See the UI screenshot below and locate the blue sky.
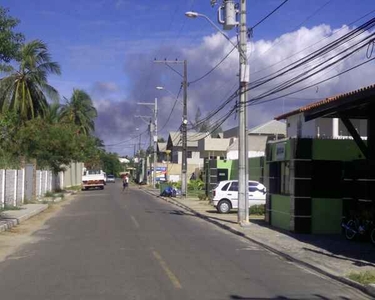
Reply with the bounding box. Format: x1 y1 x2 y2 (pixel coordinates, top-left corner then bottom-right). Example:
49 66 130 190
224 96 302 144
2 0 375 155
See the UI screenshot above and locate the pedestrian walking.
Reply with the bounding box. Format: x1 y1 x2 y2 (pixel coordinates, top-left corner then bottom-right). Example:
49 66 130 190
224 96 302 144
122 173 129 192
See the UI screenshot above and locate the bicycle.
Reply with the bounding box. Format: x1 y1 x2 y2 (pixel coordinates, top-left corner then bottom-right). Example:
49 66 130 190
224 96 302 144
342 217 375 245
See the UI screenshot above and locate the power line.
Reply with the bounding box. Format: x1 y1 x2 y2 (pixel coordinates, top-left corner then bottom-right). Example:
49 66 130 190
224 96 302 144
251 0 290 30
159 85 183 132
189 45 237 85
105 128 149 147
246 56 375 107
251 7 375 76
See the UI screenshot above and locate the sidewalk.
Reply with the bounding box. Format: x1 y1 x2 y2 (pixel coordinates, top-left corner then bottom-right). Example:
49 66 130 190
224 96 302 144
0 191 77 233
143 187 375 297
0 204 48 232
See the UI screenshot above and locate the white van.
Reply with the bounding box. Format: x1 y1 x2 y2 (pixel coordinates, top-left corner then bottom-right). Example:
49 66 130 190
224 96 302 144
212 180 266 213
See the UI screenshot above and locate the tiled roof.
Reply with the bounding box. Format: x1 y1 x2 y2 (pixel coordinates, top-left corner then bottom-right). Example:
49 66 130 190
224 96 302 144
275 84 375 120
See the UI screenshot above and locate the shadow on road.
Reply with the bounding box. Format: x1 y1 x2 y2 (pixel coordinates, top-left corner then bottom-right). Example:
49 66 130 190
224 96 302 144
230 294 351 299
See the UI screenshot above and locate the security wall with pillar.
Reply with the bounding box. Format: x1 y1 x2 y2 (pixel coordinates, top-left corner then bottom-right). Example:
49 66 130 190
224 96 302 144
266 138 366 234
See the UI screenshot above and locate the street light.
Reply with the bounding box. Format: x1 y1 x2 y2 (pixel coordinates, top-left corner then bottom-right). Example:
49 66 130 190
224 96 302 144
185 4 249 226
185 11 245 58
156 86 183 105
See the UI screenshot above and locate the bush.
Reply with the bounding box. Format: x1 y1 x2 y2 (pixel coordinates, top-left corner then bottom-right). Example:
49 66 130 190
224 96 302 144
155 182 160 189
170 181 181 190
198 193 208 201
249 204 265 215
188 179 204 191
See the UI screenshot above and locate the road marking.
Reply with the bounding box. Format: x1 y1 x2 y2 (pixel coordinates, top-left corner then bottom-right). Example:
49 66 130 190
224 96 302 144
152 250 182 289
130 216 140 229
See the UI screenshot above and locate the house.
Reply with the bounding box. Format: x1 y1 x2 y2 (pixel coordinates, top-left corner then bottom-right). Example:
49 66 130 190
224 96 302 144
275 104 367 139
223 120 287 139
166 131 205 165
226 135 268 159
118 157 130 164
264 84 375 234
157 142 168 162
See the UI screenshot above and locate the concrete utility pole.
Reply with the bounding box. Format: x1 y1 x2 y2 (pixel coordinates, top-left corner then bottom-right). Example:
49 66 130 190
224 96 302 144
181 60 188 198
137 100 158 188
153 97 158 189
154 60 188 197
185 0 249 224
237 0 249 225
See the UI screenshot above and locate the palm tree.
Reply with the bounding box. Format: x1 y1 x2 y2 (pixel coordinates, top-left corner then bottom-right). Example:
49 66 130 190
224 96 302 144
60 89 97 135
0 40 61 121
43 101 61 124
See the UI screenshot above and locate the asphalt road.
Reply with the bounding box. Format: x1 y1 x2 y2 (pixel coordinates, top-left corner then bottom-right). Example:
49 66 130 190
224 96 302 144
0 183 369 300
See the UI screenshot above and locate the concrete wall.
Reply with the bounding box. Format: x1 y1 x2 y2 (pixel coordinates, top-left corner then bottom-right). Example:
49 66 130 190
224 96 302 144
0 162 83 208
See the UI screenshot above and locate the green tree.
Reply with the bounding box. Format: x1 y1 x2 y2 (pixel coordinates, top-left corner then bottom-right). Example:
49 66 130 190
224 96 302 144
16 119 83 173
194 106 210 132
43 101 61 124
0 6 24 65
100 152 123 177
60 89 97 135
0 40 61 121
158 137 166 143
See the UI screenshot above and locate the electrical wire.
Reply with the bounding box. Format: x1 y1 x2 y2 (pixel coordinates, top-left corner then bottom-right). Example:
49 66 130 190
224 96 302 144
105 128 149 147
246 56 375 107
251 0 290 30
248 32 375 102
159 85 183 132
189 45 237 85
250 6 375 76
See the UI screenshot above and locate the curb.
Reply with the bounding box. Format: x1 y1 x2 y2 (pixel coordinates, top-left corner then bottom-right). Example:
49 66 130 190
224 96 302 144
0 190 77 233
143 188 375 298
0 204 48 233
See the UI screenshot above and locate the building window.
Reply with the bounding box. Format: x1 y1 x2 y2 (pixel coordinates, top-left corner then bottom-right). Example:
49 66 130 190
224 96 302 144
187 151 192 158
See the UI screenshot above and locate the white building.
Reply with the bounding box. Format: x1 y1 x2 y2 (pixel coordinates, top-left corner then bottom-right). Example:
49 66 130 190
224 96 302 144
276 109 367 139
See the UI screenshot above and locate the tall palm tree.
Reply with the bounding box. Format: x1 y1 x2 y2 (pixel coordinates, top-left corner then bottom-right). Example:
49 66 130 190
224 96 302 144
60 89 97 135
43 101 61 124
0 40 61 121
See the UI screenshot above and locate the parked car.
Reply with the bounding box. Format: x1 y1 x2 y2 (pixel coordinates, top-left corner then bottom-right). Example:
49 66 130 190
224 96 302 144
107 174 116 183
212 180 266 214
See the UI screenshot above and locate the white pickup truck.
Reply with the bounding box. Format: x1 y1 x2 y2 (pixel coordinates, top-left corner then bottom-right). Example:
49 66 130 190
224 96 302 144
82 169 106 190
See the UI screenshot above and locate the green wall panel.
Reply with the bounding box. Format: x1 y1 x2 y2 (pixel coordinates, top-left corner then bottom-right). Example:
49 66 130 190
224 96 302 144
217 160 238 180
271 195 291 231
311 198 343 234
249 157 264 182
312 139 365 161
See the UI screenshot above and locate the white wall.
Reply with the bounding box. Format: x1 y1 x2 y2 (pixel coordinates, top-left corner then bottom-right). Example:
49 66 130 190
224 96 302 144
227 150 265 160
286 113 368 139
188 151 204 165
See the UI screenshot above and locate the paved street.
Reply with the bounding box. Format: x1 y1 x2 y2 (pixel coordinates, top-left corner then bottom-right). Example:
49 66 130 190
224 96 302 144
0 184 369 300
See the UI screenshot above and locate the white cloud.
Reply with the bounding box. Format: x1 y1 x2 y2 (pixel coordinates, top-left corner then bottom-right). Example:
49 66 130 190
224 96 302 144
89 23 375 155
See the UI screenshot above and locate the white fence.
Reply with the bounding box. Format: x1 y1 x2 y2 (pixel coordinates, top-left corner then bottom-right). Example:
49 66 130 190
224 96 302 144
0 162 83 208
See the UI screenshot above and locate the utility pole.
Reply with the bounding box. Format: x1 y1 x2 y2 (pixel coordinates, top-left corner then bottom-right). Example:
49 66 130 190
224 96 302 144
238 0 249 225
137 100 158 188
181 60 188 198
153 97 158 189
154 59 188 197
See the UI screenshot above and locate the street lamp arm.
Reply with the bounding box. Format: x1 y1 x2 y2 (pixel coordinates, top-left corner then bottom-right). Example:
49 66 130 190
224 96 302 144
185 11 246 59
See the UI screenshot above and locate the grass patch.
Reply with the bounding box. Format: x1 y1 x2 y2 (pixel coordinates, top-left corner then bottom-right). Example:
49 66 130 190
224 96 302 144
67 185 81 191
348 271 375 285
249 204 265 215
0 205 22 212
45 191 54 198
